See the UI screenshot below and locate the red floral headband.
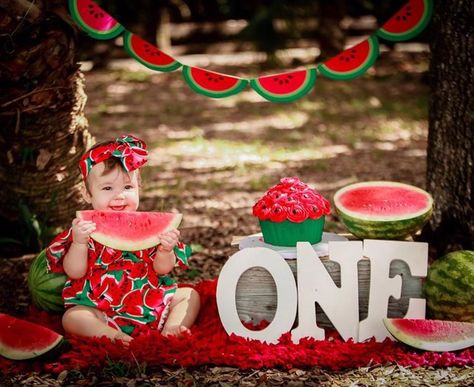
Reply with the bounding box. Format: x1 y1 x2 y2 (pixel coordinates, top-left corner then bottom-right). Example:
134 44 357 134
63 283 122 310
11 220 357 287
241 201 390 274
79 135 148 180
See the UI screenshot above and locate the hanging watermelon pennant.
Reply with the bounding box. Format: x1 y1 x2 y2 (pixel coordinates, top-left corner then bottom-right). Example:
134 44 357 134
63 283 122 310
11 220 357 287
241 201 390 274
250 68 317 103
376 0 433 42
67 0 433 102
317 36 379 81
123 31 182 72
182 66 248 98
68 0 124 40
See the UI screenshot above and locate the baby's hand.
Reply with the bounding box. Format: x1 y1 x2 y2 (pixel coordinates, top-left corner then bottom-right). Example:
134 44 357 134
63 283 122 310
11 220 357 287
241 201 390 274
158 229 180 252
71 218 96 245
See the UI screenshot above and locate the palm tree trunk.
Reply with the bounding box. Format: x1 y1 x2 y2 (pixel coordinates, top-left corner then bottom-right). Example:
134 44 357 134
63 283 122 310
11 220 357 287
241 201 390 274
0 0 93 253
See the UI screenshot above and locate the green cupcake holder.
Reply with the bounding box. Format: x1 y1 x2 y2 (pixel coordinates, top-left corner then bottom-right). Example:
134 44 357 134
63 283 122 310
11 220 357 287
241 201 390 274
259 217 325 247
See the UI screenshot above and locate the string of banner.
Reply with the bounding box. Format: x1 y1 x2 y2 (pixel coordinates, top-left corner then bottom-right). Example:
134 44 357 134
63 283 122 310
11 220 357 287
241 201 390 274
68 0 433 103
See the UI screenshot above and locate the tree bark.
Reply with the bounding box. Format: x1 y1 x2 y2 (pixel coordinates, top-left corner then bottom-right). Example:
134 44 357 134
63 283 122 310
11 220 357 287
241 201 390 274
0 0 93 254
425 0 474 253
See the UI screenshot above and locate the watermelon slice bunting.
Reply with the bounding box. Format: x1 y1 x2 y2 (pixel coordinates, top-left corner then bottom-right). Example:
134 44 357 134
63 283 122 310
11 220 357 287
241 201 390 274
334 181 433 240
250 68 317 103
376 0 433 42
318 36 379 80
123 31 181 72
384 318 474 352
182 66 248 98
77 210 183 251
68 0 124 40
0 313 64 360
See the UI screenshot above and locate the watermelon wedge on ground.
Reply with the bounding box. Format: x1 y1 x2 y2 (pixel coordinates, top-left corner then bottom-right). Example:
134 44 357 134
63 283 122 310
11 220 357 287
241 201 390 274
333 181 433 240
318 36 379 80
68 0 124 40
182 66 248 98
376 0 433 42
0 313 63 360
250 68 317 103
28 250 67 313
77 210 182 251
123 31 181 72
383 318 474 352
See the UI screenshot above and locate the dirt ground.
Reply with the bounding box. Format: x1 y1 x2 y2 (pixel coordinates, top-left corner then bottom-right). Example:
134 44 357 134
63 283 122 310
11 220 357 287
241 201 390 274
1 50 473 385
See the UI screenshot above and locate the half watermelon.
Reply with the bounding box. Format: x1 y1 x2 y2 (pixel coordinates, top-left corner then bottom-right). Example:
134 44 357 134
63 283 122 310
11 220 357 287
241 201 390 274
123 31 181 72
250 68 317 103
77 210 182 251
0 313 63 360
68 0 124 40
334 181 433 240
376 0 433 42
182 66 248 98
383 318 474 352
318 36 379 80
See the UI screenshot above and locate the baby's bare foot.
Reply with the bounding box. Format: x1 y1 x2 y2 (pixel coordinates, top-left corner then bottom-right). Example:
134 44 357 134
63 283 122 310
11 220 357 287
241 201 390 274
162 325 190 337
114 331 133 346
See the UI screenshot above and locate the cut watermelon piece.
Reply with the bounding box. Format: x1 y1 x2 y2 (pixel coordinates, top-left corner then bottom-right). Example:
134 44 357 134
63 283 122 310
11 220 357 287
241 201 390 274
376 0 433 42
383 318 474 352
182 66 248 98
250 68 317 103
77 210 182 251
28 250 67 313
69 0 124 40
0 313 63 360
123 31 181 72
318 36 379 80
334 181 433 240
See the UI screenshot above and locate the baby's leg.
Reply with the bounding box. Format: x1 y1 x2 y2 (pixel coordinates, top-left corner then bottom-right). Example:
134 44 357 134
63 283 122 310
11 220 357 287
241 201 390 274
161 287 200 336
62 305 132 344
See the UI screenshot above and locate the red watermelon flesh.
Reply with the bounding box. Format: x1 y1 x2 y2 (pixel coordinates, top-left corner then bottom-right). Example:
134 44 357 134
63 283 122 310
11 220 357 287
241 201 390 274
0 313 63 360
384 318 474 352
182 66 248 98
318 36 379 80
338 184 430 219
77 210 182 251
69 0 124 40
377 0 433 42
123 32 181 72
250 68 317 103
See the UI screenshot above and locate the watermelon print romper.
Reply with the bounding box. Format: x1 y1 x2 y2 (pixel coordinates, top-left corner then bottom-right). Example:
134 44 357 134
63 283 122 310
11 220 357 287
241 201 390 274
46 228 192 336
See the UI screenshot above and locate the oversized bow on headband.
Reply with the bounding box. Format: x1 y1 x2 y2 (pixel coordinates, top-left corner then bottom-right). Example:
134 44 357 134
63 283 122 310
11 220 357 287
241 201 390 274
79 135 148 180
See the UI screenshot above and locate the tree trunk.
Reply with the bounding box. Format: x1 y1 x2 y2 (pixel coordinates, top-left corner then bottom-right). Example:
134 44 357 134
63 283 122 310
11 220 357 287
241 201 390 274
425 0 474 254
0 0 93 254
318 0 346 60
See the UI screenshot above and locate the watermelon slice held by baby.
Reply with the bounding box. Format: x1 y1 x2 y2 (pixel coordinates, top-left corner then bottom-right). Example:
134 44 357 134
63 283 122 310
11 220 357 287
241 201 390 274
77 210 182 251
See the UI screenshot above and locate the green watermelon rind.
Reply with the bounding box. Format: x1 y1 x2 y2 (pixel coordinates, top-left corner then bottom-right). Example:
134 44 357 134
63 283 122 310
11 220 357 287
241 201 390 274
376 0 433 42
383 318 474 352
334 181 433 240
423 250 474 322
68 0 124 40
182 66 248 99
317 36 379 81
123 31 182 73
28 251 66 313
249 68 317 103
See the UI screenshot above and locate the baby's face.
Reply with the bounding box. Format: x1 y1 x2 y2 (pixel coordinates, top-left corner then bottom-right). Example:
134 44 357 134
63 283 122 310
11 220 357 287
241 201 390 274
82 163 140 211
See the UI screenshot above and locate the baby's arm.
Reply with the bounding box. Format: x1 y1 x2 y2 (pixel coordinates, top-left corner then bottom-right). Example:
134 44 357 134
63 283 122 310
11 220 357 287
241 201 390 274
63 218 95 279
153 229 180 275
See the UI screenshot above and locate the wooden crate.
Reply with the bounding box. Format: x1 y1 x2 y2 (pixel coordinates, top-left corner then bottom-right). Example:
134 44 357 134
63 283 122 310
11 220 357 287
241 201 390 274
235 257 423 328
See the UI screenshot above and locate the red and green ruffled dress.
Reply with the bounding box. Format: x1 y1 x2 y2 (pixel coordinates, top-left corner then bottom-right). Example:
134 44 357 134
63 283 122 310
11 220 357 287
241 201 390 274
46 228 192 336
